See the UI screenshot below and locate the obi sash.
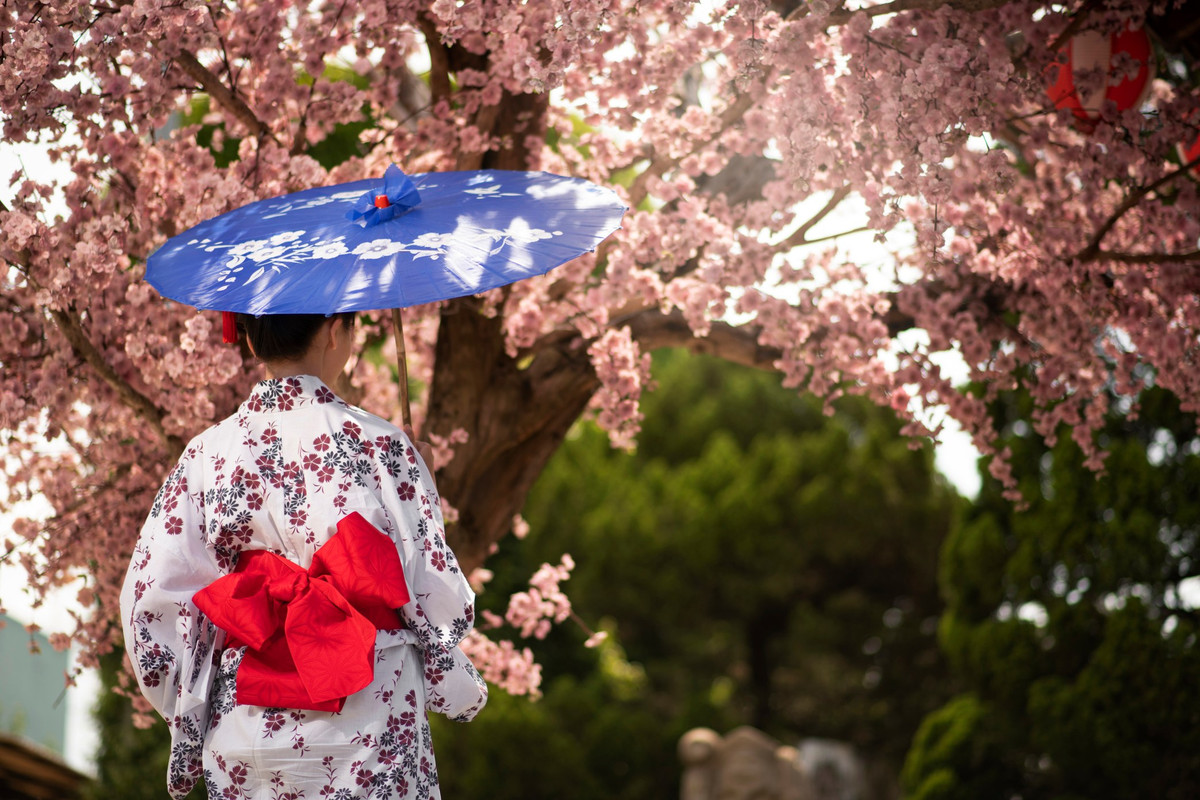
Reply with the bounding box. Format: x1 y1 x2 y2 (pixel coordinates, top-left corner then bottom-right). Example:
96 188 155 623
193 512 409 712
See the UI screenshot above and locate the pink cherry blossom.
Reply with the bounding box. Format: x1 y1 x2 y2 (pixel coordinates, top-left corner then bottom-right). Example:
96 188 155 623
1 0 1197 699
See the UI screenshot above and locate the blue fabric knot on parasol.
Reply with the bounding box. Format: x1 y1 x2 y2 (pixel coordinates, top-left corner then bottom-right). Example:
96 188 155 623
346 164 422 228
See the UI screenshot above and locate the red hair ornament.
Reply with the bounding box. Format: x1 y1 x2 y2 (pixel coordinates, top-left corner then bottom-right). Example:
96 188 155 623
222 311 238 344
1176 120 1200 179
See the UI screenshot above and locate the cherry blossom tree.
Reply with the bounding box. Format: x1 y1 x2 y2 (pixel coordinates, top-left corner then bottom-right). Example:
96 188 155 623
2 0 1198 697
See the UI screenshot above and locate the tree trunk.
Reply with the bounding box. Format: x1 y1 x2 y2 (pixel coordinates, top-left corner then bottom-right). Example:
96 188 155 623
425 299 600 572
416 72 573 571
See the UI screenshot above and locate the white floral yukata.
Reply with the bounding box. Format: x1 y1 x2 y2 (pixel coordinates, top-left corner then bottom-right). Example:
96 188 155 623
120 375 487 800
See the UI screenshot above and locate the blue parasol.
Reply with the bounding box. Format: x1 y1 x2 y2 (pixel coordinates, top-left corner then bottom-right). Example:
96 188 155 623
147 165 626 315
146 165 627 424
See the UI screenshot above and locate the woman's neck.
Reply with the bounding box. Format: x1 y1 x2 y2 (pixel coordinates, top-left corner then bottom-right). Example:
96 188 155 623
264 355 333 385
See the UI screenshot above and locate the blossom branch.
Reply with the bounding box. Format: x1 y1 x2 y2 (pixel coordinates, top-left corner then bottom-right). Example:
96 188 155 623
46 308 185 459
172 50 270 141
1077 153 1200 261
2 205 182 459
1047 0 1107 52
626 93 756 208
625 0 1013 210
824 0 1014 24
0 464 134 566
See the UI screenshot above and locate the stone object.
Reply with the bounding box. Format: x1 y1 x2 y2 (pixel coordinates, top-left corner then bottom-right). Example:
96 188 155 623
679 726 812 800
680 727 869 800
795 738 867 800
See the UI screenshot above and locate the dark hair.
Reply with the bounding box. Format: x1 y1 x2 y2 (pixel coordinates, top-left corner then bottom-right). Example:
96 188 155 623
237 313 355 362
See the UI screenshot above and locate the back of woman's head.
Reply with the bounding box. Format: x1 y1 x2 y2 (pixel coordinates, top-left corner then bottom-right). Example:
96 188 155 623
237 313 355 362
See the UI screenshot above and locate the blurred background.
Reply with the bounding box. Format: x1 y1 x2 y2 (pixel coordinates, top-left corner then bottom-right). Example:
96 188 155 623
6 347 1196 799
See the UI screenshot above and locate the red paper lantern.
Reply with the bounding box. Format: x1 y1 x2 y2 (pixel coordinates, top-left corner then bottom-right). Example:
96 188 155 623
1177 131 1200 177
1046 24 1155 130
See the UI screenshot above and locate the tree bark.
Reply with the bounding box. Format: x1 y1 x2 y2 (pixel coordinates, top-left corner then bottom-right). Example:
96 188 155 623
425 299 600 573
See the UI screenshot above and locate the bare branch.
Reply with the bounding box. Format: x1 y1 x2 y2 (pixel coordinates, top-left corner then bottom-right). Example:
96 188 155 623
620 307 783 371
801 226 873 246
291 79 317 157
779 185 853 248
1095 249 1200 265
172 50 269 141
418 14 452 106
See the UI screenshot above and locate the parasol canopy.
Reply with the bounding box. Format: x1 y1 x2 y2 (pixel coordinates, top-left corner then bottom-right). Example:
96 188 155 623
146 165 627 316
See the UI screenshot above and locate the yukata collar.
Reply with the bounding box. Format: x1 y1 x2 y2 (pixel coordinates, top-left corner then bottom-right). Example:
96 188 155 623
242 374 343 414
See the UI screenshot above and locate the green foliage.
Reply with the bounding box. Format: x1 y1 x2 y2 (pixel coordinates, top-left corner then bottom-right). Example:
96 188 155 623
545 113 595 161
431 663 680 800
901 694 1020 800
436 349 961 798
180 63 374 171
86 650 202 800
903 387 1200 799
178 96 240 170
302 65 377 170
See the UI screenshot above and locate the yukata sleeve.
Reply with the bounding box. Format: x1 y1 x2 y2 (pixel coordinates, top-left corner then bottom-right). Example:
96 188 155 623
119 446 223 799
368 430 487 722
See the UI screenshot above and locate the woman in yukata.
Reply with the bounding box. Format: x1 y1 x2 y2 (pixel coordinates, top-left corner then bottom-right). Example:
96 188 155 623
120 312 487 800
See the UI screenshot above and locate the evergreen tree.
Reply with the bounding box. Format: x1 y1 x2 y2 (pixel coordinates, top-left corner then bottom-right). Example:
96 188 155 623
903 387 1200 799
436 350 961 798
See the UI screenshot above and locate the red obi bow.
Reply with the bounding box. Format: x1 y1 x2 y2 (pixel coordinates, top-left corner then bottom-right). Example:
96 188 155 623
194 512 409 712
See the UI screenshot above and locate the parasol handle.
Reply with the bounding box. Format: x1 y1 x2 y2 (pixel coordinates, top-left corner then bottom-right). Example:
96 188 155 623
391 307 413 430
